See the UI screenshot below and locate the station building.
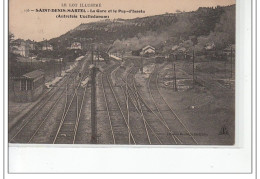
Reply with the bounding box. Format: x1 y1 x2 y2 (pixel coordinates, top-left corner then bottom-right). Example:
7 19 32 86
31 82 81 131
11 70 45 102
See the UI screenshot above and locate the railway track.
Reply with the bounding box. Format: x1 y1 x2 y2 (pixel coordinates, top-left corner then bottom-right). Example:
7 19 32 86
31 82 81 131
52 60 90 144
100 62 136 144
125 66 163 145
9 56 90 143
119 64 152 144
105 59 168 145
148 63 198 144
10 56 199 144
119 61 175 144
105 58 182 145
118 60 198 145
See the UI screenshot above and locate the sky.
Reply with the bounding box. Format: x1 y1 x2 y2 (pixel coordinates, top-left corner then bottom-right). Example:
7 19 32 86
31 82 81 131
9 0 235 42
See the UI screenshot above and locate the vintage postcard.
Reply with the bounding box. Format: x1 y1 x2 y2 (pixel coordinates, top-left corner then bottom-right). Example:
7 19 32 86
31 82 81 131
8 0 236 145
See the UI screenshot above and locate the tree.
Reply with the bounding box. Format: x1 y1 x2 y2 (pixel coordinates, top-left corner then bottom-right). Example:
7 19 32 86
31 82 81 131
8 32 15 52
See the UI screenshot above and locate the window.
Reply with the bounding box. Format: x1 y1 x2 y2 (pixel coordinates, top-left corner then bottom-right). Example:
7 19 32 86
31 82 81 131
27 80 32 90
21 79 26 91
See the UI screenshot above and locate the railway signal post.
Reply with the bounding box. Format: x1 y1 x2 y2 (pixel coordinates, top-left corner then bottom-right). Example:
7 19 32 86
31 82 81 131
90 65 98 144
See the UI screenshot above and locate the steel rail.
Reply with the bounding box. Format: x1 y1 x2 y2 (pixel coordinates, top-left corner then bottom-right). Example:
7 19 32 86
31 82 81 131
121 77 182 144
101 73 116 144
52 60 90 144
147 66 179 144
27 88 66 143
72 86 87 144
155 72 198 144
106 74 136 144
127 68 151 144
132 79 162 144
9 67 80 143
120 85 131 144
123 64 162 144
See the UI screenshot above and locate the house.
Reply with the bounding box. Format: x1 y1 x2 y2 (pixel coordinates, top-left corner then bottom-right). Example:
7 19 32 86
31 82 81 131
11 39 30 57
205 42 215 51
170 45 190 60
11 70 45 102
42 44 53 51
172 45 179 51
71 42 82 50
171 45 187 53
26 39 36 50
141 45 155 56
178 47 187 53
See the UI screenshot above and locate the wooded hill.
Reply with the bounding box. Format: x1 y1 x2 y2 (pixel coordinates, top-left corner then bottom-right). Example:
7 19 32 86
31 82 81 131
46 4 235 53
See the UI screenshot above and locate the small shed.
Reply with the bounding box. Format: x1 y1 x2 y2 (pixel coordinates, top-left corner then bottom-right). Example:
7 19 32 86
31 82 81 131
11 70 45 102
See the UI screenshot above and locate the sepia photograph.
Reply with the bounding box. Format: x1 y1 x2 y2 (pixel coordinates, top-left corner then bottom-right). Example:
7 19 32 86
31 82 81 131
8 0 236 145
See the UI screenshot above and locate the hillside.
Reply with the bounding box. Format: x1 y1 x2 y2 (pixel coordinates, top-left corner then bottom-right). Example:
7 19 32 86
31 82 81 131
47 4 235 53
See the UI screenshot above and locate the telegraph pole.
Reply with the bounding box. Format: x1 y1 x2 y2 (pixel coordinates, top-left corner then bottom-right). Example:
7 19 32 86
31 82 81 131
230 47 233 79
141 55 143 74
53 60 56 78
224 51 227 78
91 46 94 64
97 48 99 64
172 62 174 90
192 50 195 87
174 63 177 91
66 84 68 97
90 66 97 144
60 59 62 76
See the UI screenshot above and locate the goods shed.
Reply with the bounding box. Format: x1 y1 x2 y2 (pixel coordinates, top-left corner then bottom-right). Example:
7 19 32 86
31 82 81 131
11 70 45 102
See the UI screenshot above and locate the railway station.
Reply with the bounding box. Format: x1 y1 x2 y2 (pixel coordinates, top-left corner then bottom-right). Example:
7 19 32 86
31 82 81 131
8 3 235 145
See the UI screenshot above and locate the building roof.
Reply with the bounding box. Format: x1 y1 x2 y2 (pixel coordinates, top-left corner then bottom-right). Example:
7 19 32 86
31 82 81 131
205 42 215 50
172 45 179 51
22 70 44 79
142 45 155 51
178 47 186 52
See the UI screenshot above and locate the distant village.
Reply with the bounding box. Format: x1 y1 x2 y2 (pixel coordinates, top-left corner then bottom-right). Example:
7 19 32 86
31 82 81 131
10 38 83 59
9 35 235 65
